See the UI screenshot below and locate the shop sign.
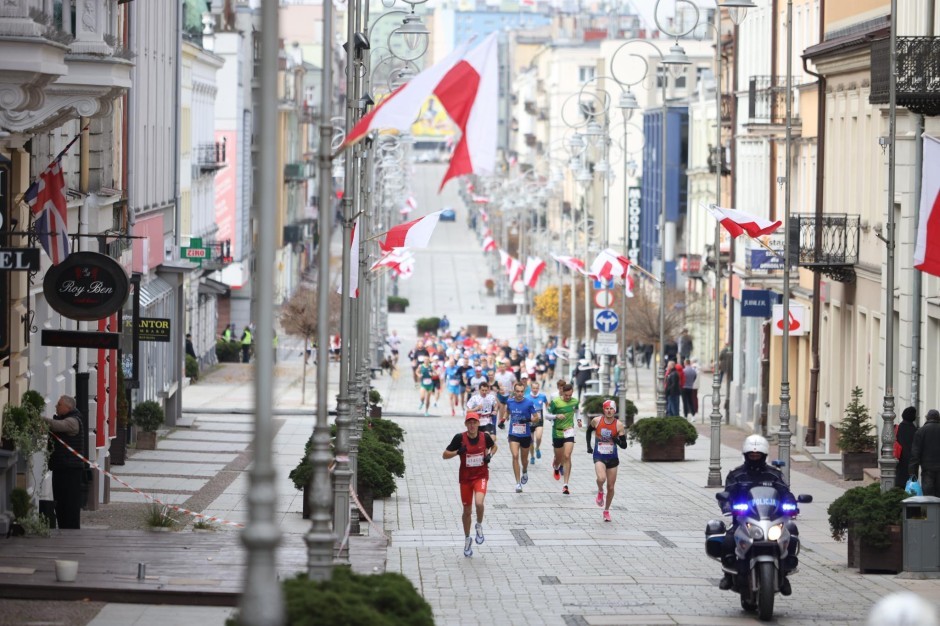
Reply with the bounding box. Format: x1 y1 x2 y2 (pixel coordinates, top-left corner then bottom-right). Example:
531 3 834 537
43 251 130 321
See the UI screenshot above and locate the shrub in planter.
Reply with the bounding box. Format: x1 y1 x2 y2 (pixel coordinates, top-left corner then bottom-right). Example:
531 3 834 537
132 400 165 433
368 417 404 447
387 295 409 312
836 387 878 480
628 416 698 448
415 317 441 334
226 568 433 626
484 278 495 294
828 482 907 549
185 354 199 380
10 487 50 537
289 435 314 492
215 339 241 363
2 394 48 470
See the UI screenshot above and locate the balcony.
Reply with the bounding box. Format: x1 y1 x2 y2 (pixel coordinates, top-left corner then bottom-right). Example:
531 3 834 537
200 240 233 271
195 142 227 173
870 37 940 116
284 162 309 183
0 0 132 135
299 104 318 125
794 213 860 283
746 75 800 130
707 144 730 175
721 93 733 124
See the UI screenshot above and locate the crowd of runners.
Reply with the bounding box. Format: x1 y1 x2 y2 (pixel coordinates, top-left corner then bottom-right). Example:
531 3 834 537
396 328 628 557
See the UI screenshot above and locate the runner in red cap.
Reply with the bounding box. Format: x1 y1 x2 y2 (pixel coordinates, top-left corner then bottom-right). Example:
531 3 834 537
585 399 627 522
443 412 498 556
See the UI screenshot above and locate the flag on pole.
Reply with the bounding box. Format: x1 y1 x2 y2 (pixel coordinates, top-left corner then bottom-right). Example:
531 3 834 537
589 248 631 281
401 195 417 216
479 208 489 222
624 266 635 298
506 256 524 283
705 204 781 239
498 248 510 269
915 134 940 276
472 195 491 204
24 157 70 265
550 253 586 274
371 247 414 272
338 217 360 298
379 210 444 252
482 235 496 251
523 256 546 288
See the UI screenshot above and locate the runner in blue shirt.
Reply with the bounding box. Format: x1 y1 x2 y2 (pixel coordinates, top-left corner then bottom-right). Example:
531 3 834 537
506 381 539 493
525 380 548 464
444 359 462 416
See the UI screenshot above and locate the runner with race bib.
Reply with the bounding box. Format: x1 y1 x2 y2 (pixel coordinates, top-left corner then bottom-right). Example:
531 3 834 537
505 382 539 493
545 382 580 495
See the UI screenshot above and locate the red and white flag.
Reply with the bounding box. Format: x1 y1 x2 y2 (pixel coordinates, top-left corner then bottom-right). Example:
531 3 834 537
401 195 417 216
589 248 631 281
523 256 546 288
551 253 586 274
506 256 524 283
380 210 443 252
482 235 496 251
499 248 510 269
436 33 499 190
624 266 635 298
915 134 940 276
705 204 781 239
370 247 414 272
479 208 489 222
472 195 491 204
24 158 70 265
338 217 360 298
343 35 498 190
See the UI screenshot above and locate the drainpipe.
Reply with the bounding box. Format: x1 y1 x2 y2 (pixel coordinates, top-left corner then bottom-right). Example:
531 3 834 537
802 3 825 446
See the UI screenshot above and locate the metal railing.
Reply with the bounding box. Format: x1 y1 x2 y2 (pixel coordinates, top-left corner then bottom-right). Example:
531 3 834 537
747 75 800 126
794 213 860 282
870 36 940 115
195 142 226 168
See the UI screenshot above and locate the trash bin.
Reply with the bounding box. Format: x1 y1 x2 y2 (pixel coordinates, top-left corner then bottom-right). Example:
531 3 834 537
902 496 940 572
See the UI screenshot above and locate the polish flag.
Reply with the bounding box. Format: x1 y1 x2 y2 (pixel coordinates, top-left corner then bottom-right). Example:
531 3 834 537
401 195 417 215
370 247 414 272
499 248 510 269
506 256 524 283
380 210 443 252
915 135 940 276
338 217 360 298
482 236 496 251
479 208 489 222
472 195 491 204
705 204 781 239
589 248 631 281
397 256 416 280
624 266 635 298
551 253 586 274
523 256 546 288
436 33 499 190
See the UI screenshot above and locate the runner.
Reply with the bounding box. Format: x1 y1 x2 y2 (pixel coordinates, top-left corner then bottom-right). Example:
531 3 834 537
467 382 498 436
525 380 548 464
505 382 539 493
442 412 498 557
430 353 443 408
417 357 435 416
545 382 580 494
493 362 516 429
386 330 402 364
444 357 462 416
585 400 628 521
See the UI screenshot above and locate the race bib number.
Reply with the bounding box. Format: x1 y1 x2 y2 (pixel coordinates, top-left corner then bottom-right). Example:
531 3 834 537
422 378 432 385
466 453 484 467
448 378 459 386
563 428 575 438
597 442 614 455
511 423 527 435
478 416 491 426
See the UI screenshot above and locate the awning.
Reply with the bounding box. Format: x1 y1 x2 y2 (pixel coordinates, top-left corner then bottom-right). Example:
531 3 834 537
199 276 230 296
138 276 174 308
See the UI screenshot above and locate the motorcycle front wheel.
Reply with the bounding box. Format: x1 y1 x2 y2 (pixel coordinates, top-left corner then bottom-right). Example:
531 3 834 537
757 561 776 621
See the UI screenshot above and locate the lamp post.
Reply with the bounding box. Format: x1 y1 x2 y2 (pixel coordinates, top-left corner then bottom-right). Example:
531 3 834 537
778 0 794 482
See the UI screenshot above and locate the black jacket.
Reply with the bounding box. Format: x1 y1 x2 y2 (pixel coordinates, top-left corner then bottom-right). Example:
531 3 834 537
910 419 940 473
665 370 680 396
722 463 792 513
895 420 917 487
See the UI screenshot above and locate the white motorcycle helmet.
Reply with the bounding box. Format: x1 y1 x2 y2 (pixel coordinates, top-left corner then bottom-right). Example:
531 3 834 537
742 435 770 468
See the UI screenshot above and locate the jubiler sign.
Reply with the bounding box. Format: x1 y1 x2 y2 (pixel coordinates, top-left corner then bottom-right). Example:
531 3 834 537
43 251 130 321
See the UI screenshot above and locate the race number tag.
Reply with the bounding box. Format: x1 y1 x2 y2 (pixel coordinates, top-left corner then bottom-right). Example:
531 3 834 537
597 442 614 455
422 378 432 385
448 378 459 386
511 423 527 435
563 428 575 438
478 416 491 426
466 453 484 467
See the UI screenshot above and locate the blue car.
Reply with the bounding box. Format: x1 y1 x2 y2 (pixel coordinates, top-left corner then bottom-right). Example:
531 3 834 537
440 207 456 222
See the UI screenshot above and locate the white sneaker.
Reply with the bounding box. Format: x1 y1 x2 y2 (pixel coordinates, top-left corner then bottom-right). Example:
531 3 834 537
475 523 484 544
521 472 529 485
463 536 473 557
515 483 523 493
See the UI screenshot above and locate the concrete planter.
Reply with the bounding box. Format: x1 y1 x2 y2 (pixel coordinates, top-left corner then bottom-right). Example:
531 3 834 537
136 431 158 451
842 451 877 481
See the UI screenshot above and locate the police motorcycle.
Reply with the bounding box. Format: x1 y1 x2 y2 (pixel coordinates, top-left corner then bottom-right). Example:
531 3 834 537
705 460 813 621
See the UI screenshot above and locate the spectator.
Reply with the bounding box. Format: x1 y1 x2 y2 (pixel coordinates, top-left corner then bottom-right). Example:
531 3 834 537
664 361 681 417
681 358 698 418
678 329 694 362
911 409 940 497
895 406 918 489
43 396 85 529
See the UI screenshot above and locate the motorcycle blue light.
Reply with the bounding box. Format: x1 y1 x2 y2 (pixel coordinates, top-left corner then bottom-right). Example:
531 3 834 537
782 503 797 513
732 502 749 512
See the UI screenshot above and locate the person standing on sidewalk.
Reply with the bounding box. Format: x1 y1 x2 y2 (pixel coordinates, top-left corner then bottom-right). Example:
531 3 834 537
43 395 85 529
664 361 681 417
895 406 918 489
505 382 539 493
546 382 579 494
910 409 940 496
443 413 497 557
240 325 253 363
681 358 698 419
585 399 627 522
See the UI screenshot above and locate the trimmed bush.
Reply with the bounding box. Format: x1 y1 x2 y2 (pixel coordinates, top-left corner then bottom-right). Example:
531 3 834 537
215 339 241 363
828 483 907 548
185 355 199 379
628 416 698 447
416 317 441 334
387 296 409 311
132 400 165 433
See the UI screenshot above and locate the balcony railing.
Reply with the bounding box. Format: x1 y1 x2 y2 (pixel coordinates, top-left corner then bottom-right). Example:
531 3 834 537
794 213 860 283
201 240 233 271
721 93 733 124
195 142 226 172
747 76 800 126
870 37 940 115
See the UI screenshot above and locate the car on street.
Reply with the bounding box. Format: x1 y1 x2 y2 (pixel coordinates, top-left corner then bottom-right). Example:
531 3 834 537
439 207 456 221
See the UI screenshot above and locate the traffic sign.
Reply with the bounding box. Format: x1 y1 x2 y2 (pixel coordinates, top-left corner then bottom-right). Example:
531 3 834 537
593 278 615 289
593 289 615 308
593 341 618 356
593 309 619 333
595 332 617 343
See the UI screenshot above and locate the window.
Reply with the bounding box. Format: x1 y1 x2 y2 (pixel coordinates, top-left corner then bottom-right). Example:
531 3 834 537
579 66 595 83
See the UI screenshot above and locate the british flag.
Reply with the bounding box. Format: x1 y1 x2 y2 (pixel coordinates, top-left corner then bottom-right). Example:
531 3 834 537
24 158 70 265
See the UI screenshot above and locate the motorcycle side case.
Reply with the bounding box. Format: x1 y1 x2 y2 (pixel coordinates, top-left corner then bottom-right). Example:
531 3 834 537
705 519 727 560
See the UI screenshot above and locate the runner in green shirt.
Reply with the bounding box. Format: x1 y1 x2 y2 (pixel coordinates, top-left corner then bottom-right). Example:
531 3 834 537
546 382 580 494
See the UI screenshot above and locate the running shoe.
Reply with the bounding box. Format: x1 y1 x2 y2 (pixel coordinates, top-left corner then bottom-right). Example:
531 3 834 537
464 536 473 557
559 466 565 477
424 411 429 417
433 401 438 408
536 449 542 459
595 491 604 507
530 456 536 464
515 483 523 493
562 485 570 495
553 466 560 481
521 472 529 485
475 522 484 544
603 510 611 522
452 407 456 416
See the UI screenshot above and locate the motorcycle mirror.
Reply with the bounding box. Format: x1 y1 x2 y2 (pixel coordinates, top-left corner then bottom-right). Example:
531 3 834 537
772 459 786 467
715 491 729 502
797 494 813 503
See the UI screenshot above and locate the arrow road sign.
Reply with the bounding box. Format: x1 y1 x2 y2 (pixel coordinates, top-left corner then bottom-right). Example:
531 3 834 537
594 309 619 333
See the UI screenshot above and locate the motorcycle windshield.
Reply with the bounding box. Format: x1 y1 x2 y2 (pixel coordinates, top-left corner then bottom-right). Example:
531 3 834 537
746 486 782 518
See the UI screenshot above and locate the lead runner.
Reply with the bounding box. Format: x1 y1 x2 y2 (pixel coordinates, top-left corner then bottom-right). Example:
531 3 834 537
443 412 498 557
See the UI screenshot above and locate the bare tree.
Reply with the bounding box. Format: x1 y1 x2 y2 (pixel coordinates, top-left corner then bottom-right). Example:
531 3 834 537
279 286 341 402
